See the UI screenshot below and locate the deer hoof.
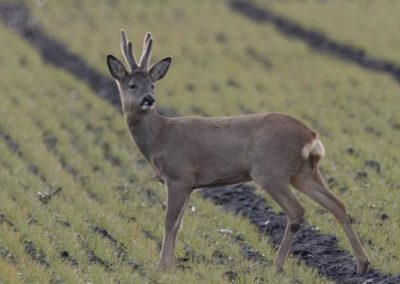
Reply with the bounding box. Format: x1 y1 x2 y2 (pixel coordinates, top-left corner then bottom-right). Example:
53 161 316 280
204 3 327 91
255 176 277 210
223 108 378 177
274 262 284 274
357 260 370 274
157 261 174 272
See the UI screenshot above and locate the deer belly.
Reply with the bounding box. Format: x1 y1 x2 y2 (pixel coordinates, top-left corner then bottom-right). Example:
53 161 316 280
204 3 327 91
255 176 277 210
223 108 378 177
195 174 252 188
193 163 251 188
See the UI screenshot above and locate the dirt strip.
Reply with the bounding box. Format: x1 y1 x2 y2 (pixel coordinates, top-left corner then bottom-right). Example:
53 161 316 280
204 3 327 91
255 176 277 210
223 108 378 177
230 0 400 84
1 3 400 283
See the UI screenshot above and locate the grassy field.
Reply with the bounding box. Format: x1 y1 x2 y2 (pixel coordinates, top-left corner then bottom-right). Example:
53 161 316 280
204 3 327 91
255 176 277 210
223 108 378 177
0 0 399 283
260 0 400 65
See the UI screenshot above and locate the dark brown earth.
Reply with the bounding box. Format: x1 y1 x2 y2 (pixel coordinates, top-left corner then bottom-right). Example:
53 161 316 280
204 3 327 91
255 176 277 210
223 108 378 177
1 2 400 283
24 240 50 268
92 225 143 273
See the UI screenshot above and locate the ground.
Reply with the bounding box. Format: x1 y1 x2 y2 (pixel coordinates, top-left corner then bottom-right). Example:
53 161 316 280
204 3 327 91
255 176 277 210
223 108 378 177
0 1 399 283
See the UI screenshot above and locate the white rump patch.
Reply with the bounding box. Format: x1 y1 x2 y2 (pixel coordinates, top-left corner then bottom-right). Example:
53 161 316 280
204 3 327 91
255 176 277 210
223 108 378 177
302 138 325 159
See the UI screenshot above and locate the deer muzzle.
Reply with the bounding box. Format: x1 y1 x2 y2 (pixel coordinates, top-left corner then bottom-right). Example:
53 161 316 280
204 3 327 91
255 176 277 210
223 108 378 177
141 95 155 110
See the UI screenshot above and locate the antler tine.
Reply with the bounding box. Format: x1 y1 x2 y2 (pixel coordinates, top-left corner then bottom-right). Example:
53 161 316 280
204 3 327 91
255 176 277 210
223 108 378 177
120 29 138 71
127 41 137 70
139 32 153 69
143 32 152 49
120 30 130 65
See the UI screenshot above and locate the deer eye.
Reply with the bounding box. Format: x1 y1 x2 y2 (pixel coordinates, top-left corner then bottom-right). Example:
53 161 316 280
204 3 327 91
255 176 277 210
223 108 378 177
128 84 136 90
151 84 155 89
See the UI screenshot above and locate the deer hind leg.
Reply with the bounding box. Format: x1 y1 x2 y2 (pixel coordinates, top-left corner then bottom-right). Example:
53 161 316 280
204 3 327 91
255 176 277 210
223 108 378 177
252 174 305 272
157 180 190 272
290 166 370 273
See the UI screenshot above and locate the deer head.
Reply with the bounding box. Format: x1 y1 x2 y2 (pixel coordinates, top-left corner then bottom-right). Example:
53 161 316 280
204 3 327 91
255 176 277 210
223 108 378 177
106 30 171 115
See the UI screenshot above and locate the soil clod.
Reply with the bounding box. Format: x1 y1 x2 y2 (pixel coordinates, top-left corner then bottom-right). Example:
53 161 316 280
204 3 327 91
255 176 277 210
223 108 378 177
24 240 50 268
364 160 381 173
355 171 368 182
60 250 79 267
224 270 238 283
38 186 62 204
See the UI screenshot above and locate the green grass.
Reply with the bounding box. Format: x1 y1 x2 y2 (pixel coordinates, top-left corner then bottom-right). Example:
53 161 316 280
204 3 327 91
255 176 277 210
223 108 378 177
256 0 400 65
0 0 399 282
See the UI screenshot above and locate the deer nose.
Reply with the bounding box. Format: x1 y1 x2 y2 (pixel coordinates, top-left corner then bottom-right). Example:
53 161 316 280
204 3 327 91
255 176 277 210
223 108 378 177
141 95 155 107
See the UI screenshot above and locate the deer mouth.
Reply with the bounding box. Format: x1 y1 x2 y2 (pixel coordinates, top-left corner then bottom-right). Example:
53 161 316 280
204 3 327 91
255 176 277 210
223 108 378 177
140 95 155 110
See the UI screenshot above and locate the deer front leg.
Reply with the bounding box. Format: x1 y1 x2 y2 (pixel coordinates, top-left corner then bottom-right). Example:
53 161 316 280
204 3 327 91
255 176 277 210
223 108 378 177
157 180 190 271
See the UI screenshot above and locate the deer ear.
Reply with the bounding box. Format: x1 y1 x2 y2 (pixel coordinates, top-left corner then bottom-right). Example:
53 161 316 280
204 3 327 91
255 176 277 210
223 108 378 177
149 57 171 82
107 55 127 80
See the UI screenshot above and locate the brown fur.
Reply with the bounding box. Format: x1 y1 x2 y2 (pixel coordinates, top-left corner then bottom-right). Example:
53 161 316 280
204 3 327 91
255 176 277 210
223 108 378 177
106 30 369 273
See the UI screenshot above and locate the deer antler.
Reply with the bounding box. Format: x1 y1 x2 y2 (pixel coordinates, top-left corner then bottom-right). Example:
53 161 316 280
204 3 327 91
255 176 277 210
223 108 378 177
120 30 153 71
120 29 139 71
139 32 153 69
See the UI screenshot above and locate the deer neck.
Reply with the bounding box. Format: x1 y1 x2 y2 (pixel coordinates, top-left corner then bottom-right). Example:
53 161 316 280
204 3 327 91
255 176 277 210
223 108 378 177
125 108 164 161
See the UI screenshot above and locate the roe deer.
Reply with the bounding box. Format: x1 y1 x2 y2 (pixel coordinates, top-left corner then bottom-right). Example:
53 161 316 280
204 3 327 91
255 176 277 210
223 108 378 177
106 30 370 273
